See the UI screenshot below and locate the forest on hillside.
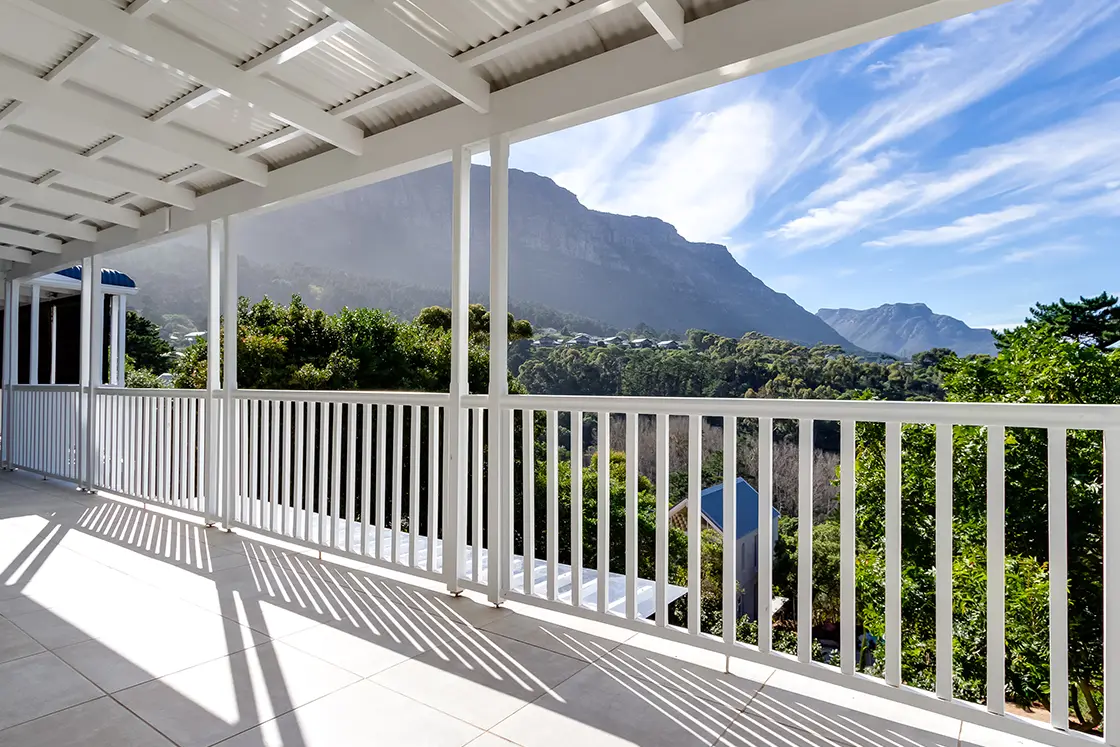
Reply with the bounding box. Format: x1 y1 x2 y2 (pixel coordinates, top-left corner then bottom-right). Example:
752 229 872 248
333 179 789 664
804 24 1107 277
125 292 1120 731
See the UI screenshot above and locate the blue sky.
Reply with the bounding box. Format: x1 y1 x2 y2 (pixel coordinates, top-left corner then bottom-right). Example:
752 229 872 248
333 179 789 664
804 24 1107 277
507 0 1120 330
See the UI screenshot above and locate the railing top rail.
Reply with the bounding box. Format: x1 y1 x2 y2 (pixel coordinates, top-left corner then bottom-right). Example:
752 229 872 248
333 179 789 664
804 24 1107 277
234 388 451 406
501 394 1120 429
98 387 206 399
11 383 81 391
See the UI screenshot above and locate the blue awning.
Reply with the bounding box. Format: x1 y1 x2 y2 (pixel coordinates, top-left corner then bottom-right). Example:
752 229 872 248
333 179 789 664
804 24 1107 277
54 266 137 289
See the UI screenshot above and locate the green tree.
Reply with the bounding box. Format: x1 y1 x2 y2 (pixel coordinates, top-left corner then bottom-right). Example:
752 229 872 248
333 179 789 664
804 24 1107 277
125 310 173 374
1012 292 1120 350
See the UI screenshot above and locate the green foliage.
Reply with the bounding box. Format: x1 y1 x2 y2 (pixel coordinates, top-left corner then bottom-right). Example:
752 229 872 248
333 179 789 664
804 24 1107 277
1008 292 1120 350
125 310 173 373
123 355 166 388
173 295 531 393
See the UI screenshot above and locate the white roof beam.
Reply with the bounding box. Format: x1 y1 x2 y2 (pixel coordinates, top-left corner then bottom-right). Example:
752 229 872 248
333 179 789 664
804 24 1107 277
0 132 196 209
324 0 491 113
0 226 62 253
18 0 363 155
0 206 96 241
0 246 33 263
0 173 140 227
243 18 343 74
634 0 684 50
0 61 267 186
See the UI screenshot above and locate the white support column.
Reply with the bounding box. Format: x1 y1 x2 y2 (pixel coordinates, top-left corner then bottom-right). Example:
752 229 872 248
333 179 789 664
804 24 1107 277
116 295 127 385
78 259 92 489
28 284 39 386
488 133 511 606
49 305 57 384
221 217 238 529
87 257 104 493
445 145 470 594
206 219 225 524
1 277 14 469
108 295 120 386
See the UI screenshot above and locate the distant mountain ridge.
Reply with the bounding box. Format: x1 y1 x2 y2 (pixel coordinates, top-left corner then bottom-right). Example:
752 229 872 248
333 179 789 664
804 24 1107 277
816 303 997 358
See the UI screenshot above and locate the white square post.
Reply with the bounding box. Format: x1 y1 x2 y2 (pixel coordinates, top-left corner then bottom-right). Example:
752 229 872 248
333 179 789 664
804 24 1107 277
116 295 126 386
49 305 57 385
29 284 39 386
78 259 92 490
487 132 511 606
1 277 17 470
87 257 104 493
445 145 471 594
222 217 238 529
108 295 120 386
206 218 226 524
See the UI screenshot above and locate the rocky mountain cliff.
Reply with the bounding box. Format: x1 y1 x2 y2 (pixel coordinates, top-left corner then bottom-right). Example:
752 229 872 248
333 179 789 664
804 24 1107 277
116 165 852 346
817 303 997 358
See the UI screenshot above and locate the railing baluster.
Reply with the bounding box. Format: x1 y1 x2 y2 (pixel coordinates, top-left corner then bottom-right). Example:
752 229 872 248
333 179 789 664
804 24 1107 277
318 401 329 545
936 423 954 699
304 401 315 542
345 402 356 553
597 411 610 613
410 404 421 566
1048 427 1068 730
331 402 343 549
261 400 273 529
840 419 856 675
190 398 199 511
688 414 701 635
127 396 136 497
626 412 638 620
294 401 305 541
723 416 738 647
271 400 282 532
886 421 903 686
180 397 190 509
282 401 291 538
238 399 248 522
571 410 583 608
758 416 772 653
798 417 814 663
393 403 404 564
655 412 669 626
524 409 535 596
1104 429 1120 747
987 425 1006 714
362 403 372 558
547 409 559 602
251 399 261 525
428 406 441 573
376 403 386 560
472 408 482 582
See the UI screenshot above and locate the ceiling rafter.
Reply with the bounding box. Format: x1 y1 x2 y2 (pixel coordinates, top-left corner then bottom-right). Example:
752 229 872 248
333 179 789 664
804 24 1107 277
0 225 62 253
0 172 141 227
0 206 97 241
17 0 364 155
634 0 684 50
323 0 491 113
0 245 34 263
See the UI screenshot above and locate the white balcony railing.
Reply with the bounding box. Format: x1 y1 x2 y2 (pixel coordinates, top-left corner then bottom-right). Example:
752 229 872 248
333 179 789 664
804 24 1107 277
3 386 1117 747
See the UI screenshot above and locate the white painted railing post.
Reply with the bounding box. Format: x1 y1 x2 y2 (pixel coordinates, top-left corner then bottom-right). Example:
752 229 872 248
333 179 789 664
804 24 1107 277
28 284 39 386
445 145 470 594
116 295 127 387
88 256 103 493
1105 429 1120 747
78 260 91 490
488 132 511 606
108 295 119 386
222 217 238 530
205 218 225 525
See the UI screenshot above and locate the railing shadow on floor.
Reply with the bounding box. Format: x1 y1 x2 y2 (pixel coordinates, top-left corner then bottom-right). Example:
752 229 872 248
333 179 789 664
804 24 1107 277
0 477 990 747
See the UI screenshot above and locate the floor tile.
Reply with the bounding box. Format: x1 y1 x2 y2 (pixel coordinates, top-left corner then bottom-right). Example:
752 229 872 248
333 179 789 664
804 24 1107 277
482 611 632 662
492 661 741 747
0 696 176 747
114 639 360 747
279 615 449 677
373 629 591 730
0 652 102 731
218 679 482 747
467 735 523 747
8 607 97 649
0 616 45 664
53 608 267 692
959 721 1051 747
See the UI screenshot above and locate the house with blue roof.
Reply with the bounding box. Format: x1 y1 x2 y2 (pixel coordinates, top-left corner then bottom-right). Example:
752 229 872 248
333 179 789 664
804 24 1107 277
667 477 780 621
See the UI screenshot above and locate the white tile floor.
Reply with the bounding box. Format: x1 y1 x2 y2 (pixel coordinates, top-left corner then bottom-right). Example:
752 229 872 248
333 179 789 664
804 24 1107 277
0 471 1060 747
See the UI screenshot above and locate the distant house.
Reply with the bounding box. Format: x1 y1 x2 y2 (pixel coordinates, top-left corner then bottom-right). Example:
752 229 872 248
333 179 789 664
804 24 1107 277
534 338 558 348
668 477 780 620
657 340 680 350
630 338 654 349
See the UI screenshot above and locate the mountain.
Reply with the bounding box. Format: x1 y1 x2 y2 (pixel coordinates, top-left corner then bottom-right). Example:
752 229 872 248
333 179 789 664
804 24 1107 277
816 303 997 358
115 165 852 346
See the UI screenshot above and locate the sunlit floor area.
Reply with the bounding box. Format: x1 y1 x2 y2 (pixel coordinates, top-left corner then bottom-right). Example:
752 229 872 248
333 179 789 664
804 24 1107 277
0 470 1043 747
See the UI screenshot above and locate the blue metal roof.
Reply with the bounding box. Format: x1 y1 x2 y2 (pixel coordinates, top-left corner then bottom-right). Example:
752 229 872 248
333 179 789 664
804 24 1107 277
698 477 780 539
55 266 136 289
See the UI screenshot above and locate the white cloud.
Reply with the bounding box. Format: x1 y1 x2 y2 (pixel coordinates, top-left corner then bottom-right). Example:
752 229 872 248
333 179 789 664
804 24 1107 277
772 182 911 247
935 243 1081 279
804 154 895 204
867 205 1043 248
838 37 892 74
866 44 953 89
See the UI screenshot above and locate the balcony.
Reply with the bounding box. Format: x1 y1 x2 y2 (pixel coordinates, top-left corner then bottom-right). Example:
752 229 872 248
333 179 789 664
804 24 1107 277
0 467 1065 747
2 385 1114 747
